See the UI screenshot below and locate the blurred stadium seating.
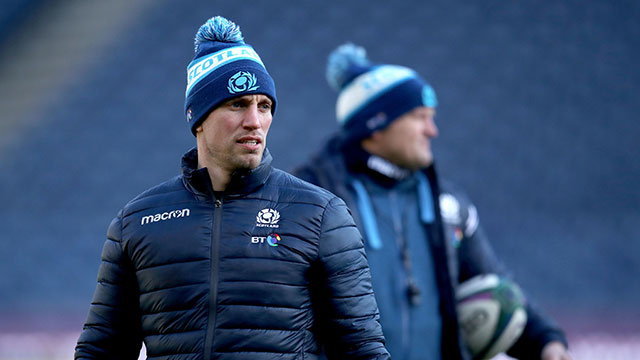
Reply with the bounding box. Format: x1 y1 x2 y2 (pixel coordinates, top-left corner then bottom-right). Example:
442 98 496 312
0 0 638 358
0 0 44 43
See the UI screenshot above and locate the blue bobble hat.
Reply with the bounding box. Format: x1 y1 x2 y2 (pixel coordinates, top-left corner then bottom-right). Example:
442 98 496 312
184 16 277 135
326 43 437 142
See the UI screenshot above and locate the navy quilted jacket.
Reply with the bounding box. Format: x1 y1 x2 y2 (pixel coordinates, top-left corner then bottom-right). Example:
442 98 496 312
75 148 390 360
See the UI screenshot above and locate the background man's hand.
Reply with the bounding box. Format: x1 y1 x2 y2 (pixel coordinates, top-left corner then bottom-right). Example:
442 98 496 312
541 341 572 360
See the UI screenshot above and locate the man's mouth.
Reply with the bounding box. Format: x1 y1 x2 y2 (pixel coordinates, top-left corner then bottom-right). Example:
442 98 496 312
239 140 259 145
237 137 262 149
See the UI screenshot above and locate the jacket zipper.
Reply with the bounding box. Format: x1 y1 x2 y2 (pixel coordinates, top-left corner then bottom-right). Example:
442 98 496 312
204 197 223 360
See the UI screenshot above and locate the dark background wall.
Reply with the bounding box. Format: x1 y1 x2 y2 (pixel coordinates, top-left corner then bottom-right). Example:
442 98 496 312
0 0 638 337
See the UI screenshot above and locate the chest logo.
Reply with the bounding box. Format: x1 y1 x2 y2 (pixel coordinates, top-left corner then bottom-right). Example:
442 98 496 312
251 233 281 246
256 208 280 228
141 208 190 226
439 193 461 224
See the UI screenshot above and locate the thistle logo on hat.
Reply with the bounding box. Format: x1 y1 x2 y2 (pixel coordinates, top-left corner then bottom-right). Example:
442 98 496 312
184 16 277 135
326 43 437 142
228 71 259 94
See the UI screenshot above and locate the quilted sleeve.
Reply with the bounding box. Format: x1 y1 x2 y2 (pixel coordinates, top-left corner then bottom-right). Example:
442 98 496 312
75 212 143 359
315 196 390 360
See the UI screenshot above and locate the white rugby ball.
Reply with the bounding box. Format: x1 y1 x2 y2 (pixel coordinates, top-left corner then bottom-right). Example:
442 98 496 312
456 274 527 359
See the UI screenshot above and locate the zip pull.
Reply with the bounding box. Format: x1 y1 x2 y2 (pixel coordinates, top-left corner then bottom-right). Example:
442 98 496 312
213 190 223 208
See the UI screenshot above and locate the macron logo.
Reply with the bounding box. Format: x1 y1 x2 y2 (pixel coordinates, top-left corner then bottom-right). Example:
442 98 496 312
141 208 190 226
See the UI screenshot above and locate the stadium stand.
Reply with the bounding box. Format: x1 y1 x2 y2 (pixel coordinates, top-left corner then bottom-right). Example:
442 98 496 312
0 0 638 358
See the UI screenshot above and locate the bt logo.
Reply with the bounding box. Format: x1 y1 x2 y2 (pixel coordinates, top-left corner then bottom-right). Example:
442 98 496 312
250 233 281 247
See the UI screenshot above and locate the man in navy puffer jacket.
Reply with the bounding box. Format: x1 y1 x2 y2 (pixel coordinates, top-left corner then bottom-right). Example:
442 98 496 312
74 16 390 360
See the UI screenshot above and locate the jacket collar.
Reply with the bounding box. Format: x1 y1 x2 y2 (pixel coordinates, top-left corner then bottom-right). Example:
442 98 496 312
181 147 272 197
341 139 414 188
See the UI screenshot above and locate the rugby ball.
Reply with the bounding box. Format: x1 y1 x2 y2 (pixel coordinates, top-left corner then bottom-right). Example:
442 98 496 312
456 274 527 359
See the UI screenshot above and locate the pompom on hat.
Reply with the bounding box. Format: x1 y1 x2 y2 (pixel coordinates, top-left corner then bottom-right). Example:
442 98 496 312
326 43 437 142
184 16 277 135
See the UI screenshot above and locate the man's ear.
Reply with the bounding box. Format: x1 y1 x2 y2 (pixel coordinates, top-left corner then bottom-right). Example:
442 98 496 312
195 124 203 133
361 131 381 154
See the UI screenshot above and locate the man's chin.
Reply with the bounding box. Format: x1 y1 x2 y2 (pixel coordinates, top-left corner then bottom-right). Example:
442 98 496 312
406 156 434 171
234 153 263 171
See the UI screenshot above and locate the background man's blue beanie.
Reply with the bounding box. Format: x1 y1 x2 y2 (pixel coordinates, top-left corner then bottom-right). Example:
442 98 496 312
326 43 437 143
184 16 277 135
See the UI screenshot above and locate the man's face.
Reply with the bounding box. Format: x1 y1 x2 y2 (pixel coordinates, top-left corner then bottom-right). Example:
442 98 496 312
195 94 273 173
368 106 438 170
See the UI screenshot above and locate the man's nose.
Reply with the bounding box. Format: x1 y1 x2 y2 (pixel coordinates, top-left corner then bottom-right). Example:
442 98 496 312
242 105 261 129
425 117 439 137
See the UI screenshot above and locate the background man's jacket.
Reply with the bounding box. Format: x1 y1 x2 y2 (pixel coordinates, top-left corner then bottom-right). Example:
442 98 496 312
293 135 567 360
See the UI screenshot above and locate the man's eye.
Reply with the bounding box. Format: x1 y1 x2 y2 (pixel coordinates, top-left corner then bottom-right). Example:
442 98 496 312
260 103 272 111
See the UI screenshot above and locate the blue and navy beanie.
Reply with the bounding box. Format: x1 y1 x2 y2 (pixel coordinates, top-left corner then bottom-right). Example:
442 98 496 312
184 16 277 135
326 43 437 142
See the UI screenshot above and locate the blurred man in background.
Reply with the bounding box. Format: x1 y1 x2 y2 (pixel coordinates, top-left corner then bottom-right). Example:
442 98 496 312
293 43 571 360
75 19 390 359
